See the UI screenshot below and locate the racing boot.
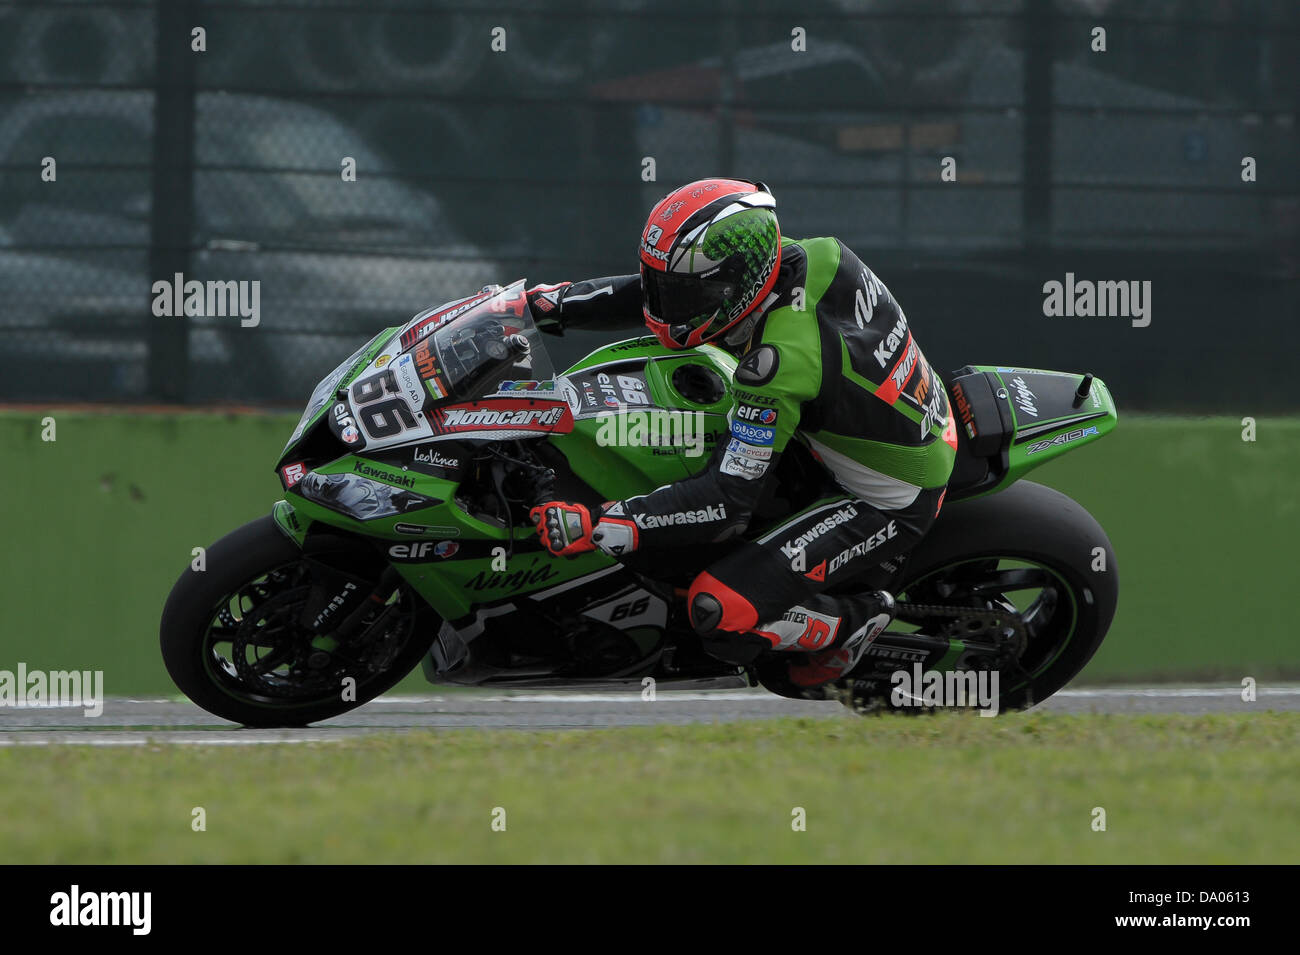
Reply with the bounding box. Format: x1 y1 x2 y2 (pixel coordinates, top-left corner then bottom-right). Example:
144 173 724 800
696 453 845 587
756 590 896 699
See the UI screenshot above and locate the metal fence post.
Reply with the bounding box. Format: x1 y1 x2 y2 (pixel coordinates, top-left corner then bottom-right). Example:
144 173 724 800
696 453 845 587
1023 0 1053 253
146 0 197 403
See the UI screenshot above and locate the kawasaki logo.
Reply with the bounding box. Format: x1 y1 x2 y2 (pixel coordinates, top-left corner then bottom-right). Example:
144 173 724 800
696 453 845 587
353 460 415 488
780 505 859 560
442 406 564 428
633 504 727 529
873 313 909 367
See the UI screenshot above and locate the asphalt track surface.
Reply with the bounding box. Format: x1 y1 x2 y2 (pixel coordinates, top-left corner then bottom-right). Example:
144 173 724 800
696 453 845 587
2 686 1297 745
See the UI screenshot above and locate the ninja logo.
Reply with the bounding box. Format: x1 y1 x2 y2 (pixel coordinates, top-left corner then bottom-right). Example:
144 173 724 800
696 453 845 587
1009 376 1039 418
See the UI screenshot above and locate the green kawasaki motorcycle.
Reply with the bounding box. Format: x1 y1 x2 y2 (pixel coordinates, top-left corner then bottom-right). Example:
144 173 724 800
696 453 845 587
161 281 1119 725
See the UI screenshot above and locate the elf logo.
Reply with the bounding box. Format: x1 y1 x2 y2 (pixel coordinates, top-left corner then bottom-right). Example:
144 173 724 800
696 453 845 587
736 404 778 425
389 542 436 561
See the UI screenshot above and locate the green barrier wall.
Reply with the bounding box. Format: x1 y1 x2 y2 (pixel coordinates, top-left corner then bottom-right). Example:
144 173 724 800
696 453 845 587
1 412 1294 695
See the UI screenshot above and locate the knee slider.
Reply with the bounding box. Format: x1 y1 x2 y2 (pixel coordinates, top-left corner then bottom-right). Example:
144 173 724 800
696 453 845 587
686 572 759 636
689 591 724 635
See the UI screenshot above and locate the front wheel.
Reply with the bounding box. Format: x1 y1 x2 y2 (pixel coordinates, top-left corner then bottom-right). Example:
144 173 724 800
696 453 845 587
160 516 436 726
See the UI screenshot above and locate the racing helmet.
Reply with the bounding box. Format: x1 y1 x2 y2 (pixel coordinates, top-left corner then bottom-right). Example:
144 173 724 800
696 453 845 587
639 178 781 349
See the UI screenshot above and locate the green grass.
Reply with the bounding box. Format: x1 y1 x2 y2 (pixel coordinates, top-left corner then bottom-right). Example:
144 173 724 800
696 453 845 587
1 412 1296 692
2 713 1297 863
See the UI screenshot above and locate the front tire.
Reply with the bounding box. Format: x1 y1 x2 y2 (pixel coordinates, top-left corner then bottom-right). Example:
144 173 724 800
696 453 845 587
160 515 436 727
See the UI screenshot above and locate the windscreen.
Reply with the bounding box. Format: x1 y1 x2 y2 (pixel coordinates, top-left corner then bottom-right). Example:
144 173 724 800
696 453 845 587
418 282 555 403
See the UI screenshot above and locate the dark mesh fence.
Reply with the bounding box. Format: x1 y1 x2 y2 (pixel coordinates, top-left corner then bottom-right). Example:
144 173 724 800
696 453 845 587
1 0 1296 410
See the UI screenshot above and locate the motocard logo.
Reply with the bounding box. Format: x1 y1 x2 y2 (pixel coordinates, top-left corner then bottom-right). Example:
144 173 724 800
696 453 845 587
633 504 727 529
436 403 567 432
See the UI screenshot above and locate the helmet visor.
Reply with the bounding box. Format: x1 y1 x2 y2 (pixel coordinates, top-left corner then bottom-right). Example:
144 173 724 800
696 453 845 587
640 263 736 344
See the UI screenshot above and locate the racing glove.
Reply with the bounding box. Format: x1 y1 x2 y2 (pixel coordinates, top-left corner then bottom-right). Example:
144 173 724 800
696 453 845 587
525 283 571 336
531 501 640 558
531 500 596 557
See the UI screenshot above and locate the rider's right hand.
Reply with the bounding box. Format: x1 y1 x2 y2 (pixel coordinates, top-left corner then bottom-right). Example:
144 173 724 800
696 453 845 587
530 500 596 557
525 283 571 336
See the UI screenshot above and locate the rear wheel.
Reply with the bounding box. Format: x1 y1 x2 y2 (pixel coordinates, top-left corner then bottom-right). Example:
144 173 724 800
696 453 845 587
160 516 436 726
795 482 1117 714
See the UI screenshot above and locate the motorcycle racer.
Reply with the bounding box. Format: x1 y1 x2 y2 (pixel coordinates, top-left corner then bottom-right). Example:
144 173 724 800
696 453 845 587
528 178 957 695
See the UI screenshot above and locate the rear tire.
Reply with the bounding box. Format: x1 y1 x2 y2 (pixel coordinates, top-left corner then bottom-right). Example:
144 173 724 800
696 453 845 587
160 515 436 727
756 481 1118 713
900 480 1118 710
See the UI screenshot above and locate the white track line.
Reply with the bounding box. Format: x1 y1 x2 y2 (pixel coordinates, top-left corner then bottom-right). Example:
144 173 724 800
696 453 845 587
372 687 1300 704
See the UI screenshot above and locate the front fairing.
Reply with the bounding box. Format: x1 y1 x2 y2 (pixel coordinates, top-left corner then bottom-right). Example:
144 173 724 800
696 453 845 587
276 280 562 478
